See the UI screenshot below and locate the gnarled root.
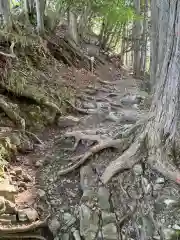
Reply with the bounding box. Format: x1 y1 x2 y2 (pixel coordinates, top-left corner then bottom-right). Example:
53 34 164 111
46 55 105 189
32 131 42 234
58 137 133 176
66 100 98 114
101 133 145 184
62 130 112 151
0 96 25 129
0 234 47 240
0 215 50 234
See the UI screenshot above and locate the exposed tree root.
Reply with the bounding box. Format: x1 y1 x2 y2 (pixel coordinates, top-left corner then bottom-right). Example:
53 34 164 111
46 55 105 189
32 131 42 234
97 79 115 85
66 100 98 114
0 215 50 234
101 133 145 184
58 137 132 176
0 234 47 240
24 131 44 145
62 130 111 151
0 96 25 129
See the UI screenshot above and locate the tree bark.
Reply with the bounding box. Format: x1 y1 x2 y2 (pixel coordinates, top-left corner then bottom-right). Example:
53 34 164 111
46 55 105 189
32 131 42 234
133 0 142 78
35 0 45 35
0 0 11 26
67 9 79 45
101 0 180 185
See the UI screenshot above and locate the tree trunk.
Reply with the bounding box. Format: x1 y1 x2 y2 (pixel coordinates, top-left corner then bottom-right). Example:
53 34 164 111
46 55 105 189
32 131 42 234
0 0 11 26
78 3 91 39
67 9 79 45
35 0 45 35
133 0 142 78
101 0 180 185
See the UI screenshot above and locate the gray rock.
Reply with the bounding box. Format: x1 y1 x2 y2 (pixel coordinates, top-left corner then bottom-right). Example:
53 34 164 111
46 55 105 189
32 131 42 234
83 102 95 109
98 187 110 211
80 166 96 191
61 233 70 240
18 210 28 222
14 167 22 175
153 184 163 191
23 208 39 222
0 196 5 214
62 213 76 230
155 178 165 184
102 212 116 225
48 218 61 236
22 174 32 182
0 214 17 223
162 228 176 240
37 189 46 199
79 204 99 239
81 189 97 202
102 223 118 240
58 116 80 128
172 224 180 230
133 164 143 176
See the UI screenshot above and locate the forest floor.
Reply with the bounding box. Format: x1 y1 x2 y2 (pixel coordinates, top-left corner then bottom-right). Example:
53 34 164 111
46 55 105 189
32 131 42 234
4 60 180 240
0 24 180 239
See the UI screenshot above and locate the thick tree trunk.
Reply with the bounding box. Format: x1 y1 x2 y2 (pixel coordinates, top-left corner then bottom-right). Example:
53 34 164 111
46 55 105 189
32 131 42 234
78 4 91 39
133 0 142 78
101 0 180 185
35 0 45 35
68 9 79 45
0 0 11 26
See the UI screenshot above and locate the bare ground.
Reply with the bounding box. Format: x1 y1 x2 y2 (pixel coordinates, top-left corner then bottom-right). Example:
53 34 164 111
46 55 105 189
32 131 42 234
6 62 180 240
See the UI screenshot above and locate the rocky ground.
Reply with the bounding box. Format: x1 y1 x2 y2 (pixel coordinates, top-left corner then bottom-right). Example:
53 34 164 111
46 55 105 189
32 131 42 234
0 62 179 240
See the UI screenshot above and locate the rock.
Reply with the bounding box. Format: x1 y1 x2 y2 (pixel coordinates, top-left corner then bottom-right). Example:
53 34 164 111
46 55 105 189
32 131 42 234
0 196 5 214
133 164 143 176
172 224 180 230
81 189 97 202
102 223 118 240
153 184 163 191
23 208 39 222
22 174 32 182
18 210 28 222
48 218 61 236
155 177 165 184
10 134 21 146
19 140 33 153
62 212 76 230
120 95 141 105
18 182 27 189
79 204 99 239
83 102 95 109
0 181 17 202
5 199 16 214
61 233 70 240
14 167 22 176
141 177 151 195
162 228 176 240
37 189 46 199
80 166 96 191
102 212 116 225
35 160 43 167
57 116 80 128
0 214 17 223
164 199 177 207
98 187 110 211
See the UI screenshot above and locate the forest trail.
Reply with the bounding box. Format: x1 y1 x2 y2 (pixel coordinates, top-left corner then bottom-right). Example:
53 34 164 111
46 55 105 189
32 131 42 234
8 62 180 240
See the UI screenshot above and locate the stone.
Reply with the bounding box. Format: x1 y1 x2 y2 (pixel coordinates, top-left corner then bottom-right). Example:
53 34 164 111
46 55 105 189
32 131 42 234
57 116 80 128
22 174 32 182
0 214 17 223
18 210 28 222
5 199 16 214
37 189 46 199
81 189 97 202
35 160 43 167
102 223 118 240
153 184 163 191
61 233 70 240
172 224 180 230
101 212 116 225
80 166 96 191
0 181 17 202
79 204 99 239
14 167 22 175
98 187 110 211
83 102 95 109
62 212 76 230
155 177 165 184
23 208 39 222
162 228 176 240
133 164 143 176
18 182 27 189
0 196 5 214
48 218 61 236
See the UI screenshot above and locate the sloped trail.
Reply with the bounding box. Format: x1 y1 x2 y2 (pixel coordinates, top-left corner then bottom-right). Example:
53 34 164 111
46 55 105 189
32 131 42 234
3 63 180 240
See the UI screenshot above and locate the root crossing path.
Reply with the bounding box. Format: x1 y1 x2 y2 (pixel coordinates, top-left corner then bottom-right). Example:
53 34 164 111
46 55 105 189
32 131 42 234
24 66 180 240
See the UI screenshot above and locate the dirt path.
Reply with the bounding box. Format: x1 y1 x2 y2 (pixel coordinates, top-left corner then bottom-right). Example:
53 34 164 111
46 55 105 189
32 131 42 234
7 64 180 240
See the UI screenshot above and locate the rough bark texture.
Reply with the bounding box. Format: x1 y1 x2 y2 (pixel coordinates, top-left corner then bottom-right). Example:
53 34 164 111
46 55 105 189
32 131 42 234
68 9 79 45
35 0 45 35
101 0 180 185
0 0 11 26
